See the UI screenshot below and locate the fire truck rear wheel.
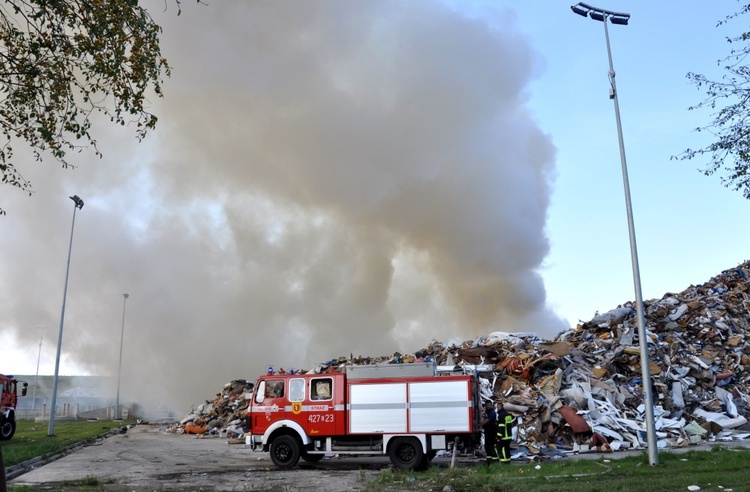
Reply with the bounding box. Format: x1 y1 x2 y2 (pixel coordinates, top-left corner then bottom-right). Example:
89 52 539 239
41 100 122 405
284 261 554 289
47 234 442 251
0 416 15 441
388 437 424 470
270 434 301 468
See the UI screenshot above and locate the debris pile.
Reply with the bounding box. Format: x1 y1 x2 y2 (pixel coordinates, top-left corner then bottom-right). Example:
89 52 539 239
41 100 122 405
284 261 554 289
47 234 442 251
175 260 750 457
170 379 253 438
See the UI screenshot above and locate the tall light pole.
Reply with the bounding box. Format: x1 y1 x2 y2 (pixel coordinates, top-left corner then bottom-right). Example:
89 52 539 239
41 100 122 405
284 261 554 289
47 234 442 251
49 195 84 436
32 332 42 413
571 3 658 466
115 293 129 421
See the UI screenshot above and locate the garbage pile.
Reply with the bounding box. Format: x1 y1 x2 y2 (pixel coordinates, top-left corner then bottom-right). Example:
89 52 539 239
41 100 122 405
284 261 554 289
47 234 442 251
174 260 750 457
170 379 253 438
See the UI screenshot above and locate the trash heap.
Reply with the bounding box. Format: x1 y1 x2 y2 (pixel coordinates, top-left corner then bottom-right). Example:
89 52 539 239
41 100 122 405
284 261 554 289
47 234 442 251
175 260 750 457
171 379 253 438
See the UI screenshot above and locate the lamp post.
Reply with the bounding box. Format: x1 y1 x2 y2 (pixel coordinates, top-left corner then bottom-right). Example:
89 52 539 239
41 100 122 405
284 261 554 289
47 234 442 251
115 293 129 421
48 195 84 436
32 333 42 413
571 2 658 466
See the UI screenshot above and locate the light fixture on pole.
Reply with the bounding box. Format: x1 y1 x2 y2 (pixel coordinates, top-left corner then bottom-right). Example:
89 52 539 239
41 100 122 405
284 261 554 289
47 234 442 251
570 2 658 466
48 195 84 436
115 293 129 421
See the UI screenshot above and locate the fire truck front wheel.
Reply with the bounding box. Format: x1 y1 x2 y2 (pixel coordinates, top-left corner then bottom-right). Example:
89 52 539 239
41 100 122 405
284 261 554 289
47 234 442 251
388 437 425 470
0 416 15 441
269 434 301 468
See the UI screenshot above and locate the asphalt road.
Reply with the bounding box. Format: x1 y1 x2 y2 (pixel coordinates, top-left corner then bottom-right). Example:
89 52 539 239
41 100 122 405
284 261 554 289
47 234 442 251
8 424 417 491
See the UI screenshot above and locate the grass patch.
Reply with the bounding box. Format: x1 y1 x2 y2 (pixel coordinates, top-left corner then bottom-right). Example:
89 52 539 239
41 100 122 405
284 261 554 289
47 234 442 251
1 419 131 468
364 446 750 491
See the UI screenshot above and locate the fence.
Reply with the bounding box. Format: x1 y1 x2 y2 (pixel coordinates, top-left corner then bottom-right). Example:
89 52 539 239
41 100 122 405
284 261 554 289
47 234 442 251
15 402 133 420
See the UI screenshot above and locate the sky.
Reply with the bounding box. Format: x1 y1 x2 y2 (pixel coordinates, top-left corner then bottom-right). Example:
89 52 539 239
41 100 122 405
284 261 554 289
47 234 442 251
1 1 749 414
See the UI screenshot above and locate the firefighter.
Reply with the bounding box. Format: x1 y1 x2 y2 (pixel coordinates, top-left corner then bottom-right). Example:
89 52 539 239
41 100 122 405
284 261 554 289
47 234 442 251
480 399 498 465
496 403 515 464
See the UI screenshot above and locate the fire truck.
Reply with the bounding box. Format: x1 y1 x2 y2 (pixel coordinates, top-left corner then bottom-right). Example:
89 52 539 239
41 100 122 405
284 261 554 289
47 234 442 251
1 374 28 441
247 362 482 469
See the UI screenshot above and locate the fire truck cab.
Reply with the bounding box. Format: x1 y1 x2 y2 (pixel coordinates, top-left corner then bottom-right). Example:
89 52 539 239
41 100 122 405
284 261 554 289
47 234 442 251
247 363 481 470
1 374 28 441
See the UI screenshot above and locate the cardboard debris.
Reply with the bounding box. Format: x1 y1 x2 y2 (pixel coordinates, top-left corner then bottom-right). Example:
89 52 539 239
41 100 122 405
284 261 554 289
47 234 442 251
173 260 750 459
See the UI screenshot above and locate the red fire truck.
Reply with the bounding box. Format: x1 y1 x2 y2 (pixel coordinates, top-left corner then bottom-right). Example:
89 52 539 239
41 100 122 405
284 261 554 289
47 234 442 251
247 363 482 469
1 374 28 441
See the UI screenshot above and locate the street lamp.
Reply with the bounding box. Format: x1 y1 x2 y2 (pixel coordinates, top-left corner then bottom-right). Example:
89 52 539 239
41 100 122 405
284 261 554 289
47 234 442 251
32 332 42 413
115 293 129 421
570 3 658 466
48 195 84 436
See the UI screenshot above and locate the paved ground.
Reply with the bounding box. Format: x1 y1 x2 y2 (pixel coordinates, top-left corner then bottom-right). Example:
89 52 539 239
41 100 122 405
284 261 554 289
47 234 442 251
8 424 420 491
8 424 750 491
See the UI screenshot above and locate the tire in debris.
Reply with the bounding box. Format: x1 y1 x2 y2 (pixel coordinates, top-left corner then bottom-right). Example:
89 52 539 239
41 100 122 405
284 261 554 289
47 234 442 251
270 434 301 468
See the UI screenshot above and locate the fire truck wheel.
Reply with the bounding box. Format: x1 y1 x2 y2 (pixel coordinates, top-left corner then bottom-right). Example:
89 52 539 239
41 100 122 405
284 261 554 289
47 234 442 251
300 451 324 462
0 417 15 441
388 437 424 470
270 434 301 468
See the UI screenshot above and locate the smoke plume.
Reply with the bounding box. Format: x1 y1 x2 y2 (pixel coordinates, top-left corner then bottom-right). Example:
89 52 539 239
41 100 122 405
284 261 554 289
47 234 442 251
1 1 565 413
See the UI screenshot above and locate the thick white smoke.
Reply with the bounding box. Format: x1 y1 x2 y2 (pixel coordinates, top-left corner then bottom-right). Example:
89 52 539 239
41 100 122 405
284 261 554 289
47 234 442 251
0 1 565 414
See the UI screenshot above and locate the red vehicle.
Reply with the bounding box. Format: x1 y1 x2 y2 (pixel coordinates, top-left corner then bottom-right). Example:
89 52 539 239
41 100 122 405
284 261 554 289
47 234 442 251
1 374 28 440
247 363 481 470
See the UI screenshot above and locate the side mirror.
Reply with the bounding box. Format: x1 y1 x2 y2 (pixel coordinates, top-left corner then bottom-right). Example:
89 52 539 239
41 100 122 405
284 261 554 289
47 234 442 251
21 382 28 396
254 381 266 404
